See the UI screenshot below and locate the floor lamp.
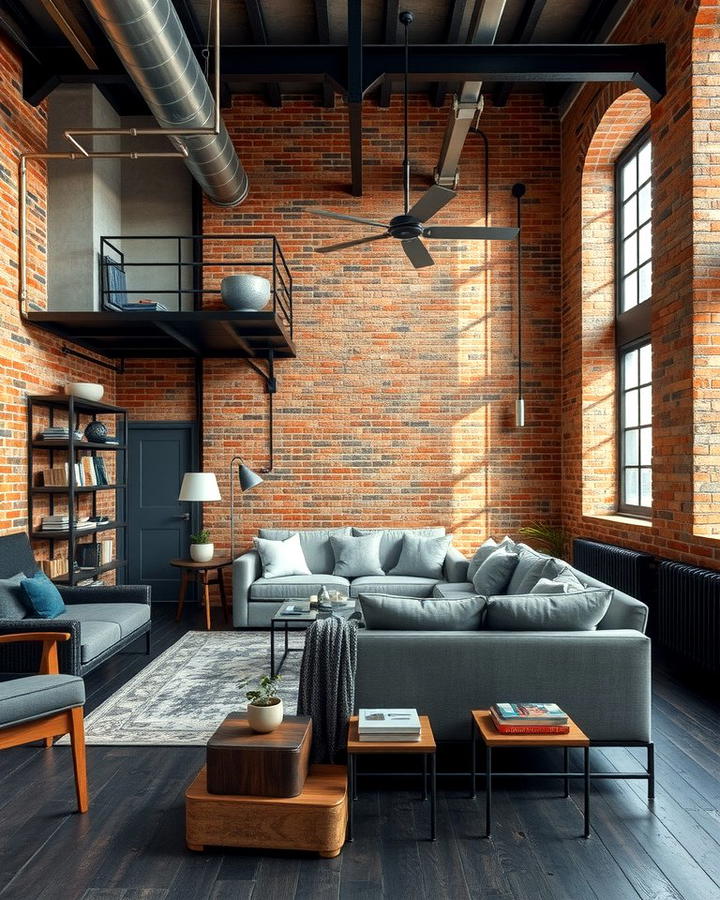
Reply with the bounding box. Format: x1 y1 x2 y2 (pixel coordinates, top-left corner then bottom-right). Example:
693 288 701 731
229 456 264 560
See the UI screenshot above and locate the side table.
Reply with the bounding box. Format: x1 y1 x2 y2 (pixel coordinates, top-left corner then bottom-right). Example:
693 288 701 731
171 557 231 631
471 710 591 839
346 714 436 842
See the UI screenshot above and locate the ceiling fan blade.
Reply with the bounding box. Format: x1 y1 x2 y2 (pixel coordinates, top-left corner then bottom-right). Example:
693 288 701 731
306 208 388 229
315 233 390 254
407 185 457 223
424 226 519 241
402 238 434 269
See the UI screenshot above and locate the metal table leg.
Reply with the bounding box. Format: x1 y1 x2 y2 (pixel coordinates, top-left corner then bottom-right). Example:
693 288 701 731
422 754 428 801
430 752 437 841
485 745 492 838
648 742 655 800
584 746 590 838
270 621 276 676
471 724 477 799
564 746 570 798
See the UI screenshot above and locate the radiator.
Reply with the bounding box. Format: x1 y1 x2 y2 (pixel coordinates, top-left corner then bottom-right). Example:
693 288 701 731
657 560 720 673
573 539 655 606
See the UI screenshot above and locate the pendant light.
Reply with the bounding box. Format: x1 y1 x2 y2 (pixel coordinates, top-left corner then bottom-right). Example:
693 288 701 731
512 182 526 427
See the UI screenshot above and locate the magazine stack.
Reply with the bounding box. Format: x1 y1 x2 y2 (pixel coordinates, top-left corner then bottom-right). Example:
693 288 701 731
358 708 421 742
490 702 570 735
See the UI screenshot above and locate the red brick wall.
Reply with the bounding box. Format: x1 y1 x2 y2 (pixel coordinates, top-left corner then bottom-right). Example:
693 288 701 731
0 35 116 560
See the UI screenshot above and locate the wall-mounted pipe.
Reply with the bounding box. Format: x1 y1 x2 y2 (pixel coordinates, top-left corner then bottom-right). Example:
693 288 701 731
83 0 248 207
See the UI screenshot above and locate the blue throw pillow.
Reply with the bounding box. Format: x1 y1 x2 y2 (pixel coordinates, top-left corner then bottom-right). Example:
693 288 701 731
20 572 66 618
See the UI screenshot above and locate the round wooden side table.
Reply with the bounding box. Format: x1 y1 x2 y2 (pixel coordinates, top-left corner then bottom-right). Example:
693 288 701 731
170 557 232 631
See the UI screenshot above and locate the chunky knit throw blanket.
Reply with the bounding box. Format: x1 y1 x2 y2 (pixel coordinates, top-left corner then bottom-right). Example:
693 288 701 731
297 615 359 763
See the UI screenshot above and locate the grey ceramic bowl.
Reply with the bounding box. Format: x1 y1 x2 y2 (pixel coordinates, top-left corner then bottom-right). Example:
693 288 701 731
221 274 271 311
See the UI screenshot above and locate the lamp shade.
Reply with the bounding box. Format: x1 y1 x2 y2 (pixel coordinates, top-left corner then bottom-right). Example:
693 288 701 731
178 472 221 502
238 463 263 492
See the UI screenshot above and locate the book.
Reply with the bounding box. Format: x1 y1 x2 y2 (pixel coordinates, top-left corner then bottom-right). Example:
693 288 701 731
358 733 422 742
100 539 113 565
490 708 570 735
358 708 421 734
492 703 568 725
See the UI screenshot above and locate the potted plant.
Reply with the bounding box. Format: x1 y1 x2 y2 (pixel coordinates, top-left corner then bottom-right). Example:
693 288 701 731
189 529 214 563
246 674 283 733
518 522 569 560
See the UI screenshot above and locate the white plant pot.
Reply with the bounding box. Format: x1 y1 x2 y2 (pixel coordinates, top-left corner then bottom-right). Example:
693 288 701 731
190 542 214 563
247 698 284 733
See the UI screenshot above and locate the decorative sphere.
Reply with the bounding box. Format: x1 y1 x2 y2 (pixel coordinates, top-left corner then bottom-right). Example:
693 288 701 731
221 274 271 311
84 421 108 443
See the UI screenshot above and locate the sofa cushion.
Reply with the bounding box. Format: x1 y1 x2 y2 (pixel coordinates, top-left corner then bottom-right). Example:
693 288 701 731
472 546 519 595
330 532 384 578
254 533 311 578
485 589 614 631
467 536 515 582
352 527 445 574
20 572 65 619
77 620 122 663
61 603 151 638
530 577 570 595
349 576 437 599
0 573 27 620
358 593 487 631
259 527 351 575
388 533 452 580
250 574 350 601
433 582 475 599
505 548 564 595
0 674 85 727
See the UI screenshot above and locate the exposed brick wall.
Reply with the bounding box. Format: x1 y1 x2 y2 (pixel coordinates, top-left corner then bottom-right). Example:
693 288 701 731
0 35 116 565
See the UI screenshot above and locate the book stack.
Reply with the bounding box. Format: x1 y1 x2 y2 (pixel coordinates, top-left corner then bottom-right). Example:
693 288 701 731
358 708 422 742
39 515 95 533
39 557 68 579
490 702 570 735
37 427 84 441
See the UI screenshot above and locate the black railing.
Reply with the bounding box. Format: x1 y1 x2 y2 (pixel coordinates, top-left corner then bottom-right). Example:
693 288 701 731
99 234 293 336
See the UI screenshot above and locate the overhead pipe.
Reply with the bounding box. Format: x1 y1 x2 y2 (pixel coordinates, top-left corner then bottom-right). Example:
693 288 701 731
434 0 507 188
82 0 248 207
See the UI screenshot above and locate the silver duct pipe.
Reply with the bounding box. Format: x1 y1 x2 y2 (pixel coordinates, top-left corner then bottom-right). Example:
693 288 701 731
84 0 248 206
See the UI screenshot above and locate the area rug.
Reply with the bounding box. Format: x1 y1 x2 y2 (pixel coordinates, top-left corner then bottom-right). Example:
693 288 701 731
65 630 304 745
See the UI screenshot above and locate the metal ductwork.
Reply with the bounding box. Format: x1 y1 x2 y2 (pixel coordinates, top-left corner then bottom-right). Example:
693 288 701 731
84 0 248 207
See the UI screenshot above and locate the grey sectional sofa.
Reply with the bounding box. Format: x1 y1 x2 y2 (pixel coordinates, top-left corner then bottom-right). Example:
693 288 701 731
232 526 467 627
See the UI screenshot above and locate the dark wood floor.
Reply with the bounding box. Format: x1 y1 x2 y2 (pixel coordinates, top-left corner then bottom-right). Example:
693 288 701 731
1 606 720 900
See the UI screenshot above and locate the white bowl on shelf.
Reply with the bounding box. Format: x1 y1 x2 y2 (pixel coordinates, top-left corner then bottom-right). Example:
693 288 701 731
64 383 104 402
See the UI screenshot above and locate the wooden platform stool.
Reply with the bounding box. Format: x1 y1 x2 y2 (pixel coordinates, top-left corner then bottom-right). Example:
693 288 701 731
185 713 347 858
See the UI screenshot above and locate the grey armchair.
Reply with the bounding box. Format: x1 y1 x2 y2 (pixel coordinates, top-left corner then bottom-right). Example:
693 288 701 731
0 630 88 813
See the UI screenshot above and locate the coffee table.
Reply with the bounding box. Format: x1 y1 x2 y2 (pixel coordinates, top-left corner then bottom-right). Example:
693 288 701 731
270 600 358 676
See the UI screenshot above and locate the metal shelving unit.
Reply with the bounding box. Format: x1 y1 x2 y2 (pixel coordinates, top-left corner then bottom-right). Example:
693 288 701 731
27 394 128 586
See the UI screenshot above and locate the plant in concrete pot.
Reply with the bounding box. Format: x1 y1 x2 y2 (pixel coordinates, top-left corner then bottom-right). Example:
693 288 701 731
190 529 214 563
246 674 283 733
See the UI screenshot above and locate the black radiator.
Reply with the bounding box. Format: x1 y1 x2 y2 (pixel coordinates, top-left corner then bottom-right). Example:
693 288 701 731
573 538 655 607
657 560 720 673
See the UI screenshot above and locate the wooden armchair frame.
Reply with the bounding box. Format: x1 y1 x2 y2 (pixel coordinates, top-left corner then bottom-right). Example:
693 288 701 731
0 632 88 813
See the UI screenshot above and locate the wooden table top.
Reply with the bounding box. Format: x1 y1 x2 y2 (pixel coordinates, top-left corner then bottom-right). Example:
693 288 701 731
472 710 590 748
209 713 311 752
170 557 232 570
347 715 436 754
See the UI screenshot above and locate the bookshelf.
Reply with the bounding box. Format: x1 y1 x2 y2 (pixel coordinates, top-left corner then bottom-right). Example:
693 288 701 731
27 394 128 586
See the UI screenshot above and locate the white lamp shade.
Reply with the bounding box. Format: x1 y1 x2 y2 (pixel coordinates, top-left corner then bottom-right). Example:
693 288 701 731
178 472 221 502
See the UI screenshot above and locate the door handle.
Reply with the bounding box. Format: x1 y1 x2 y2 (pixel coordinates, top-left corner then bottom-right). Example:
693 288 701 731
174 513 191 521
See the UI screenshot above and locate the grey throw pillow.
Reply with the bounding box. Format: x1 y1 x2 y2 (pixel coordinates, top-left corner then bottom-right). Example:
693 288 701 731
330 532 384 578
471 546 519 595
253 532 311 578
388 533 452 580
0 573 27 620
358 593 487 630
506 549 564 595
530 577 570 595
485 589 613 631
467 535 515 582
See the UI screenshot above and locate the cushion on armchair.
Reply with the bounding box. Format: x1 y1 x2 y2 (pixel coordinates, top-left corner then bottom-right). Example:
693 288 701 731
0 674 85 727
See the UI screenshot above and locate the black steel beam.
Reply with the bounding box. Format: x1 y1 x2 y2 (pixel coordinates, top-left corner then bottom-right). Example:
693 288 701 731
492 0 547 107
313 0 335 107
244 0 282 107
348 0 363 195
378 0 400 108
431 0 474 107
22 42 667 106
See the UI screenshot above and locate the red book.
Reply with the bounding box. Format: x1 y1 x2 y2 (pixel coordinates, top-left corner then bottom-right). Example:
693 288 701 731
490 709 570 735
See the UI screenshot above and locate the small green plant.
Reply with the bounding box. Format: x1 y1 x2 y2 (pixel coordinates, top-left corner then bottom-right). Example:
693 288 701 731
518 522 568 560
190 529 211 544
246 673 282 707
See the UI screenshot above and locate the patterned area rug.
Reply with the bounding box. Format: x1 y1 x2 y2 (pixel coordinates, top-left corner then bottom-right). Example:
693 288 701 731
67 630 304 745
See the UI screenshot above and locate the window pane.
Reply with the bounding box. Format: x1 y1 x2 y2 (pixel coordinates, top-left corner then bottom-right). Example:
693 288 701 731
639 385 652 425
625 389 639 427
623 235 637 274
625 429 639 466
621 158 637 199
622 197 637 236
640 427 652 466
624 468 639 506
638 184 651 225
638 262 652 303
639 344 651 384
638 222 652 264
638 142 651 184
640 467 652 508
622 274 638 311
623 348 639 388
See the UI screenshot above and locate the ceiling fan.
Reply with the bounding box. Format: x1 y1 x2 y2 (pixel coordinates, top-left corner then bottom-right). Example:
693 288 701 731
308 10 519 269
